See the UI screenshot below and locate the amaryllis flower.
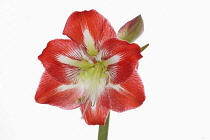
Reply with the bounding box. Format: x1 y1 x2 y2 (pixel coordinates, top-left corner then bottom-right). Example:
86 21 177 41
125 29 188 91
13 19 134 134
35 9 145 125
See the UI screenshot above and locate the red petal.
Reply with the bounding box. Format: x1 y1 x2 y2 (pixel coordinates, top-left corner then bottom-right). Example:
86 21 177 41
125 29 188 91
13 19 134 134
35 72 84 110
102 70 145 112
101 38 143 84
80 98 110 125
63 9 116 49
38 39 84 84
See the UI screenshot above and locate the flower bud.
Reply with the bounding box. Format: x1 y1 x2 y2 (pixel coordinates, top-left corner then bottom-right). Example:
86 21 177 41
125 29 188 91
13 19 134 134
117 15 144 43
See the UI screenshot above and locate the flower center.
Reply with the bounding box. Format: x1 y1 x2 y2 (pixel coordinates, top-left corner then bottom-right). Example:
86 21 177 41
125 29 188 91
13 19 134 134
77 59 108 106
73 29 109 108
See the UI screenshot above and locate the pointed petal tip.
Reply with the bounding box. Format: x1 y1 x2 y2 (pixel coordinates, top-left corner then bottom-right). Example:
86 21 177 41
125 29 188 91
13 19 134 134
35 97 44 104
81 102 110 125
84 119 106 125
34 91 48 104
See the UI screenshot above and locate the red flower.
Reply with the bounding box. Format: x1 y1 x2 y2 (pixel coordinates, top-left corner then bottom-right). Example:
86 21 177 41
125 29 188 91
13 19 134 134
35 10 145 125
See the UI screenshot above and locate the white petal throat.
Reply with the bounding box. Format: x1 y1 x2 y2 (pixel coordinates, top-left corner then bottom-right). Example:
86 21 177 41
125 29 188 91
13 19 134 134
83 29 98 56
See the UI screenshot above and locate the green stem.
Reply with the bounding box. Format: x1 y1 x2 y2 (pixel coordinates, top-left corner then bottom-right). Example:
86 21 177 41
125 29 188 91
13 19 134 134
98 113 110 140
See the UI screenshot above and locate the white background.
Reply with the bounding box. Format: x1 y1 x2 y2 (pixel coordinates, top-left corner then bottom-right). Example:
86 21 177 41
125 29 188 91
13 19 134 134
0 0 210 140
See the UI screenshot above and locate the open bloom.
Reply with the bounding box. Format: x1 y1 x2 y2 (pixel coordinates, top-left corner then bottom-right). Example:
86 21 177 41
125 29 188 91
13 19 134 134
35 10 145 125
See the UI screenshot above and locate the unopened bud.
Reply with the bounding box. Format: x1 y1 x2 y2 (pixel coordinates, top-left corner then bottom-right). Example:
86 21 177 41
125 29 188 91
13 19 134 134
117 15 144 43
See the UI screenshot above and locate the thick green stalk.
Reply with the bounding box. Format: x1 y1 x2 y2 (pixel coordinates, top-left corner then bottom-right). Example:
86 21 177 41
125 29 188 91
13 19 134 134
98 113 110 140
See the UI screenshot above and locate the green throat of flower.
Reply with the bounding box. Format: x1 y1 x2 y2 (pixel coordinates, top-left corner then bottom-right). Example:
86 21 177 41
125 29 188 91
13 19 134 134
73 29 109 107
75 59 108 106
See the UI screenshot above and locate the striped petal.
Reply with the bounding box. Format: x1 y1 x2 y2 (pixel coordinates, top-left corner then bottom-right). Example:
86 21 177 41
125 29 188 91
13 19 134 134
80 99 110 125
102 70 145 112
100 38 143 84
63 9 116 51
38 39 88 84
35 72 84 110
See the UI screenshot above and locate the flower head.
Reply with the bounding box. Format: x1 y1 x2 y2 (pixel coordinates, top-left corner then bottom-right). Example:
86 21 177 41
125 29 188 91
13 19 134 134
35 10 145 125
